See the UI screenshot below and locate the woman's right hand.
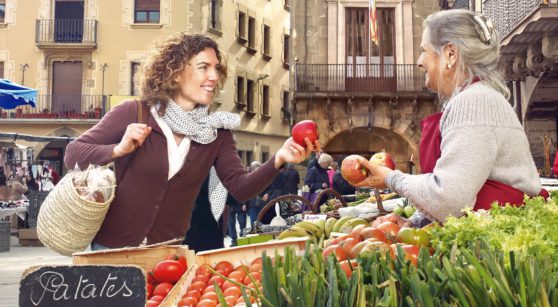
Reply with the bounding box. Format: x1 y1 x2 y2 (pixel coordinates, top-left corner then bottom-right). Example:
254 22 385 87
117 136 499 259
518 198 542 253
112 123 152 158
351 156 393 189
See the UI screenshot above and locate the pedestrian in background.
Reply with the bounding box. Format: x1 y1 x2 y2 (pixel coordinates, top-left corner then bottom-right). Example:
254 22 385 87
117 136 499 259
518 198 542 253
327 161 338 188
304 153 332 194
246 161 265 229
226 193 246 247
283 163 300 195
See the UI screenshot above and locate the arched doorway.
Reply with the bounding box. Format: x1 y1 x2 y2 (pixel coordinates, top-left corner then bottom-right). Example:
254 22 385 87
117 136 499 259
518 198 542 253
323 126 418 173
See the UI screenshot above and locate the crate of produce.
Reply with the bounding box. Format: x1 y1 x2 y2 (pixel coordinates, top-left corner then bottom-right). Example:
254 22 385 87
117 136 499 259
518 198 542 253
72 240 196 307
173 237 308 306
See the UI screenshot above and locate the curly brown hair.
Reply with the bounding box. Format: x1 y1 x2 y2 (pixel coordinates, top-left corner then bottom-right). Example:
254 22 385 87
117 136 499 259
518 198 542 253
140 33 227 115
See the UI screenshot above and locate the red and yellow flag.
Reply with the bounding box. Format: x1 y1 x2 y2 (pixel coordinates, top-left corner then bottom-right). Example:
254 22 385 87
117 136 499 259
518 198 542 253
369 0 378 45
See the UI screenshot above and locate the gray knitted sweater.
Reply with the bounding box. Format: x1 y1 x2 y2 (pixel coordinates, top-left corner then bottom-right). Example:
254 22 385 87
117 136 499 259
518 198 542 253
386 82 541 224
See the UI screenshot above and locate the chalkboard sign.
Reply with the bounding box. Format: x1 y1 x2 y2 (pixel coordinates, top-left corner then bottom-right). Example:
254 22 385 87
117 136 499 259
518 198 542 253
19 265 146 307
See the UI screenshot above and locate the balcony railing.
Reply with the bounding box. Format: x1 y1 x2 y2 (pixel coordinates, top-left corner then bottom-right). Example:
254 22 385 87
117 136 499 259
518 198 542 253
0 95 107 120
35 19 97 45
483 0 543 40
294 64 427 93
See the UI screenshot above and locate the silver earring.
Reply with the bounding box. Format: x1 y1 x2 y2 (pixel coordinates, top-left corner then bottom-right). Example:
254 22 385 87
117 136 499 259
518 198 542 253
447 63 452 69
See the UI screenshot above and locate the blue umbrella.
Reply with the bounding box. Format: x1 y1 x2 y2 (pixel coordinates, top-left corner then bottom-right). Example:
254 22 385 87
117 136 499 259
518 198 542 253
0 79 37 109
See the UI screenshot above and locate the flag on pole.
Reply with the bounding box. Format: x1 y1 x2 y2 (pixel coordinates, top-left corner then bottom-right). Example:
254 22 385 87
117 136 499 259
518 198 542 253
369 0 379 45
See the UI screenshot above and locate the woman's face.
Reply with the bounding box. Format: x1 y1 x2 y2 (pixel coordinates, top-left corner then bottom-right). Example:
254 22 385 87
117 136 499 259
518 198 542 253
417 29 441 93
173 48 220 111
417 29 456 97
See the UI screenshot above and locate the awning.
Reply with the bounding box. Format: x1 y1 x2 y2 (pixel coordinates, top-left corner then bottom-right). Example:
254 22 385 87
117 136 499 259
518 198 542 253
0 79 37 109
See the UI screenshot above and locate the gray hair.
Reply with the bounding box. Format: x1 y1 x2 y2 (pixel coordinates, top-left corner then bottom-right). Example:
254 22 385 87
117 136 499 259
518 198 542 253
318 153 333 165
250 161 262 170
423 9 510 99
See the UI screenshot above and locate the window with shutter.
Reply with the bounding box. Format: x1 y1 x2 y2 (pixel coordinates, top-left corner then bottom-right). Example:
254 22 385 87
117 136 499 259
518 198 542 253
281 90 290 121
131 62 141 96
283 33 290 69
262 84 271 118
237 5 247 43
0 0 5 23
236 75 246 106
135 0 160 23
209 0 222 32
262 23 271 60
247 15 256 53
246 78 255 114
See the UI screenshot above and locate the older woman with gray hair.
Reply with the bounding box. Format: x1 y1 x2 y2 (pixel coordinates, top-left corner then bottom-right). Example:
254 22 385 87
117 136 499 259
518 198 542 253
354 10 546 227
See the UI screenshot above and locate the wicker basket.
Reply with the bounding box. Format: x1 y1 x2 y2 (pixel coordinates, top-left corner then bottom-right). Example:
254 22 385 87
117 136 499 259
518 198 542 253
0 221 10 252
37 169 115 256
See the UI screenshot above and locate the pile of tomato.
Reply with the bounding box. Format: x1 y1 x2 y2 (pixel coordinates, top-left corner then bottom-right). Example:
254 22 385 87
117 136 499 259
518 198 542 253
146 254 188 307
177 259 263 307
323 218 431 277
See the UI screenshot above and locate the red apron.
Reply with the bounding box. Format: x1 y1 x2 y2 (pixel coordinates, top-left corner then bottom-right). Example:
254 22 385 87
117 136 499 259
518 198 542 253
419 112 548 211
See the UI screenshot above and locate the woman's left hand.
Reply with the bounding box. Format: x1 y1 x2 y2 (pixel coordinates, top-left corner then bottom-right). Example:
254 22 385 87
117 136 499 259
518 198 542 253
274 137 320 169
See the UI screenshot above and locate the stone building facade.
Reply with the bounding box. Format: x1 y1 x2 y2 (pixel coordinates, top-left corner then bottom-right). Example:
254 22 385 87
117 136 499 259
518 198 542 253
290 0 440 173
0 0 291 173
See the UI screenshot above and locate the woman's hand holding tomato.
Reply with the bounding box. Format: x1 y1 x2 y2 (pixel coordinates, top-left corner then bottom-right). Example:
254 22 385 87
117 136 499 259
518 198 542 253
275 137 321 169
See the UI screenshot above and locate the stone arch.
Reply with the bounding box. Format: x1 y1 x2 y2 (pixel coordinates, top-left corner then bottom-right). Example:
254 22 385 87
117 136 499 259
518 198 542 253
32 126 82 173
322 124 421 173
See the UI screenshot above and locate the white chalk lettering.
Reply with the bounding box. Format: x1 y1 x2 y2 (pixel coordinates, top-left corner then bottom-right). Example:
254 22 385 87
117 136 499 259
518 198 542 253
29 270 135 305
81 284 98 299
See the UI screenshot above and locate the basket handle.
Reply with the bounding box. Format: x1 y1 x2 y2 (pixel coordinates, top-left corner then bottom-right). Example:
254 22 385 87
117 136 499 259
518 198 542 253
310 188 348 213
256 194 311 223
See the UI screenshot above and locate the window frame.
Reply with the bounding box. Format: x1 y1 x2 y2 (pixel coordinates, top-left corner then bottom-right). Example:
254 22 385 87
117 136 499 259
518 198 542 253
246 77 256 115
261 83 271 118
282 33 290 69
262 21 272 61
130 61 141 96
0 0 5 24
247 14 257 53
281 89 290 122
235 70 247 107
208 0 222 34
236 4 248 43
134 0 160 24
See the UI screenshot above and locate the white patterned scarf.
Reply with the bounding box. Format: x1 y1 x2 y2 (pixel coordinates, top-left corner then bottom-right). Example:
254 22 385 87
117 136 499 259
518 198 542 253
161 100 240 221
161 100 240 144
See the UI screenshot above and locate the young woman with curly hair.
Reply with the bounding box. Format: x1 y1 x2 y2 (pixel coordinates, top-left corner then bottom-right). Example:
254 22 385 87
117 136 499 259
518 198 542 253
65 33 318 249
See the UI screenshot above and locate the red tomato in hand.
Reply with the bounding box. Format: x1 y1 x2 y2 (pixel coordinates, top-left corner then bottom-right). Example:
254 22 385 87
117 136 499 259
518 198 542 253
396 227 430 247
154 260 186 284
164 254 188 271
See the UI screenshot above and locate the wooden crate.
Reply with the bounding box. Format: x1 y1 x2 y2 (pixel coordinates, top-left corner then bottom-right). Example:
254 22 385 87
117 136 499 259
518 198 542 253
196 237 308 268
162 238 308 306
72 243 196 307
18 228 43 247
